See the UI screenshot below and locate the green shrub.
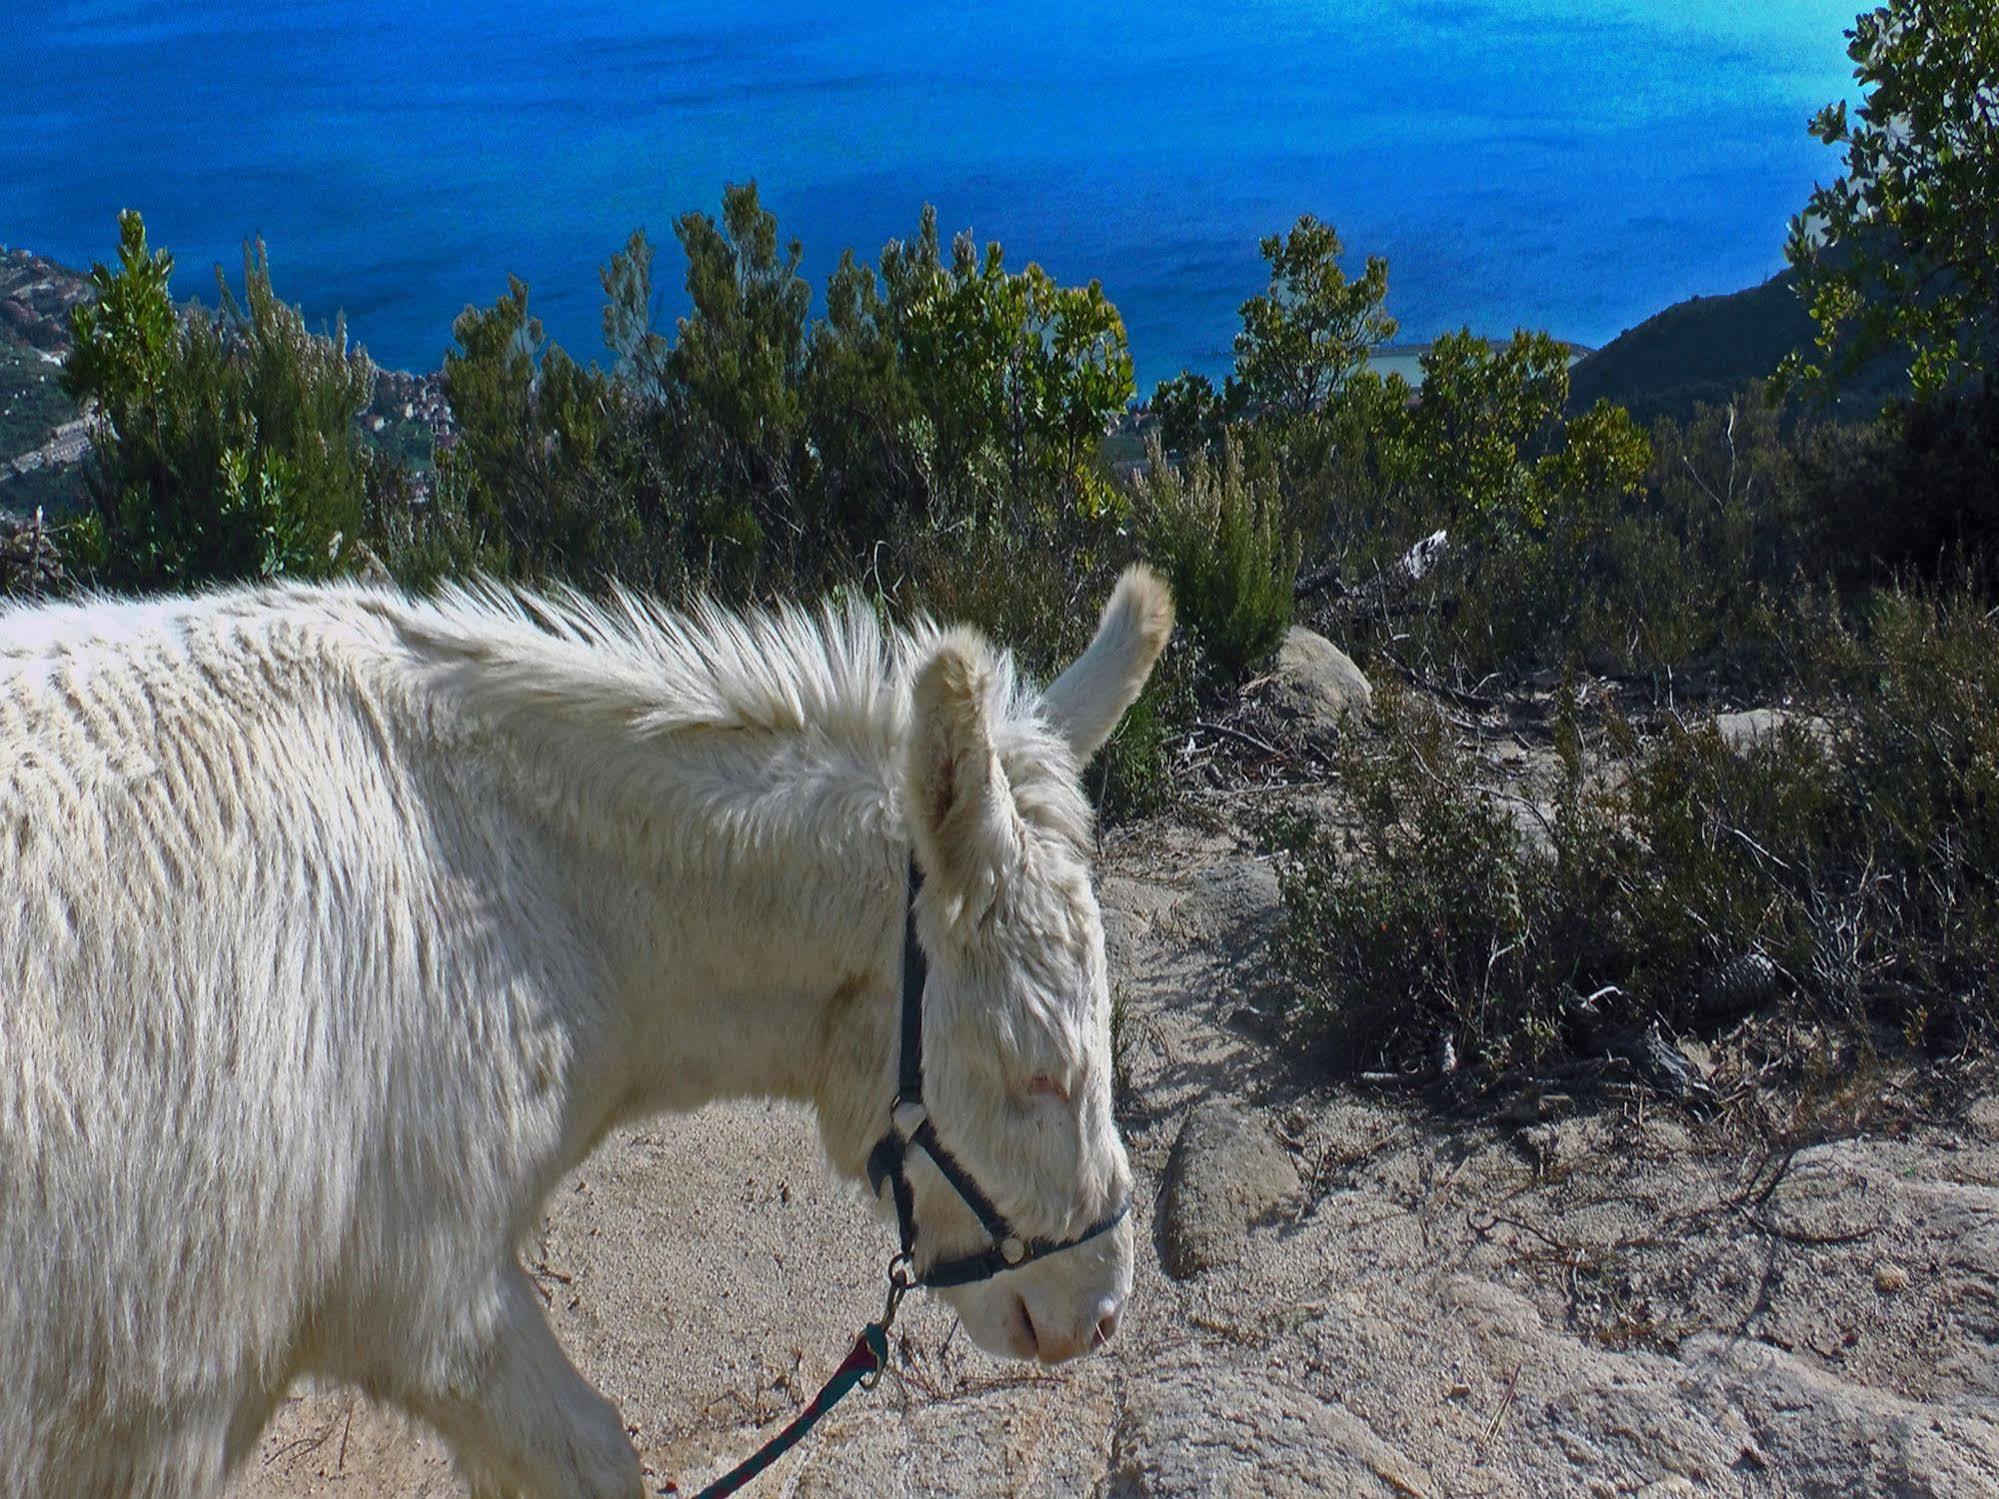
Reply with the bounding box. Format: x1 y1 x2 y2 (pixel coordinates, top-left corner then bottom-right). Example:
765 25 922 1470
1279 589 1999 1072
63 212 372 591
1278 681 1548 1067
1137 432 1298 682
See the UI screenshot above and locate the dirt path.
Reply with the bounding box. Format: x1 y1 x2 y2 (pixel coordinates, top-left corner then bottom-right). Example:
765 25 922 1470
228 818 1999 1497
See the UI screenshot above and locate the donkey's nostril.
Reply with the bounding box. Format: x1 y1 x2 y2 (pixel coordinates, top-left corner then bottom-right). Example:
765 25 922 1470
1016 1297 1042 1359
1093 1307 1120 1347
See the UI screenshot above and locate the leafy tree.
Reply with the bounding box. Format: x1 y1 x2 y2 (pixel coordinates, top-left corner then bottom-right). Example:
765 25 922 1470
1233 215 1396 424
440 276 659 585
599 228 671 399
1413 329 1647 547
1146 213 1393 477
805 245 927 553
1313 364 1422 549
806 205 1134 540
1149 370 1246 459
891 212 1134 527
665 182 815 575
64 211 371 589
1784 0 1999 402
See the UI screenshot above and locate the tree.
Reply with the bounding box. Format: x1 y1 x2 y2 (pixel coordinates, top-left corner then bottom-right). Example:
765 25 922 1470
665 182 815 575
1400 330 1646 553
807 205 1134 538
1233 215 1396 424
64 211 371 590
805 245 926 552
1149 370 1246 459
1783 0 1999 402
892 214 1134 527
440 276 655 585
1145 213 1394 468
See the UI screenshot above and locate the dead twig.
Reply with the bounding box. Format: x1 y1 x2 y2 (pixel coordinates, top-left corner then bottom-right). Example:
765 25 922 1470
1478 1363 1524 1456
1730 1200 1881 1247
1192 720 1286 759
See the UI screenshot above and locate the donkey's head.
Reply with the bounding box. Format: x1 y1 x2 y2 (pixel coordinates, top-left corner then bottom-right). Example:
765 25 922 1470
890 566 1172 1364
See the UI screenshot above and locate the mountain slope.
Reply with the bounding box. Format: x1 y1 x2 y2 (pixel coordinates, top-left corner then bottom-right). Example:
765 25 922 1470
1566 269 1906 426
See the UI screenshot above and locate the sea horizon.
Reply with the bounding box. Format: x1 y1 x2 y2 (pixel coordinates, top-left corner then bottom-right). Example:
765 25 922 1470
6 1 1859 388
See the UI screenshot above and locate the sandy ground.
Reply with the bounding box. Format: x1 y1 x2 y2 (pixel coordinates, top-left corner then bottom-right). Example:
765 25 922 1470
225 817 1999 1498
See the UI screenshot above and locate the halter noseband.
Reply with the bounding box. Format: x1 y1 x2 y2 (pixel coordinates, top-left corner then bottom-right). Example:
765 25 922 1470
864 863 1130 1291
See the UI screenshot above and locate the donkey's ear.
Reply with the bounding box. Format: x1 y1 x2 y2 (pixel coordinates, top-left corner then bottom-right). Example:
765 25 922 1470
906 627 1020 915
1038 564 1175 763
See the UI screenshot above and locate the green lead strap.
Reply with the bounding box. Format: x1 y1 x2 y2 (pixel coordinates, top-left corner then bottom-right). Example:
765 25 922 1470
681 1322 891 1498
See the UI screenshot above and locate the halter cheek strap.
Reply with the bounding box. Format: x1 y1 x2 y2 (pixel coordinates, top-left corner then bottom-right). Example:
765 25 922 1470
865 862 1131 1291
682 862 1130 1498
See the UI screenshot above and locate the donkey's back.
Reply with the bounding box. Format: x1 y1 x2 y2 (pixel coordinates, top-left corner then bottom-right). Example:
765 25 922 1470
0 586 628 1498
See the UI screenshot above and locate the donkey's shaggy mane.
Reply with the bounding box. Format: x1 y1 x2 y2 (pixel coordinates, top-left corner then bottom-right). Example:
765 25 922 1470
1 578 1097 858
390 580 1099 857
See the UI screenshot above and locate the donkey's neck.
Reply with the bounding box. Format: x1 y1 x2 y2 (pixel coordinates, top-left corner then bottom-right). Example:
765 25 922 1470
455 696 910 1185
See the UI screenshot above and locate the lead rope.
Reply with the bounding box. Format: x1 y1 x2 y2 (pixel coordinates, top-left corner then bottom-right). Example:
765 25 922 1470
677 1254 914 1498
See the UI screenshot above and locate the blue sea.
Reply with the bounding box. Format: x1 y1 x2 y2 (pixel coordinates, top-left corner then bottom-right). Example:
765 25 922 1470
4 1 1858 387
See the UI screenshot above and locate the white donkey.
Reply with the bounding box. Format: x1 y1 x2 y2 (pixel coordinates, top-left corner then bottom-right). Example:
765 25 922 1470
0 565 1173 1498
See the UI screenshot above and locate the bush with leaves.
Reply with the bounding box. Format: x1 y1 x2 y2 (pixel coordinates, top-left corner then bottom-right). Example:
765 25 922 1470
63 211 372 590
1135 432 1299 682
1278 588 1999 1073
1152 214 1395 445
1782 0 1999 404
439 273 676 590
1309 329 1651 672
435 186 1138 614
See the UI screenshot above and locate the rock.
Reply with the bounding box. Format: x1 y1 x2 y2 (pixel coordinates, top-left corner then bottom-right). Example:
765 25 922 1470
1395 527 1448 582
1110 1343 1434 1497
1970 1095 1999 1140
1677 1333 1999 1494
1263 626 1372 726
1513 1123 1562 1175
1875 1259 1912 1294
1173 857 1283 950
1160 1101 1300 1278
1606 1023 1715 1105
1229 1003 1280 1039
0 508 65 597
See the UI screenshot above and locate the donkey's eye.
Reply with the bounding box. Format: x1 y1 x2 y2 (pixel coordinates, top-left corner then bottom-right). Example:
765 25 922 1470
1022 1073 1070 1103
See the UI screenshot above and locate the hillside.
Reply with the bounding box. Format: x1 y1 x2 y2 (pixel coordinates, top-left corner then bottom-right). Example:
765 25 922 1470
0 248 94 518
1565 269 1905 426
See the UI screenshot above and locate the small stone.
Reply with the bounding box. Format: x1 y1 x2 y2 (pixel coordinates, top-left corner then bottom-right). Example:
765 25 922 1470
1874 1260 1912 1294
1175 859 1283 948
1229 1003 1279 1039
1514 1124 1561 1175
1262 626 1372 726
1160 1101 1301 1278
1968 1096 1999 1138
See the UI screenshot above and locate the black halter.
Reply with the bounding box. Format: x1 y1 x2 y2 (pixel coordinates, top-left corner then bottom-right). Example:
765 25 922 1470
865 863 1130 1290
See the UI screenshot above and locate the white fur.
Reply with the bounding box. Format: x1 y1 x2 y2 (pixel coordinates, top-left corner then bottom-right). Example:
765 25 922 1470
1038 564 1176 761
0 566 1171 1499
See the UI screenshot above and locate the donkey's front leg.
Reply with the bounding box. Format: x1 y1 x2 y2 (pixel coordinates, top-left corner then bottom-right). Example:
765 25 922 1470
406 1263 643 1499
